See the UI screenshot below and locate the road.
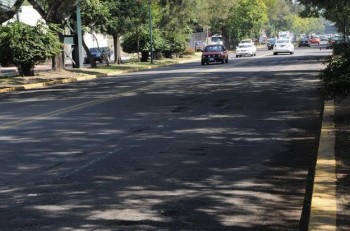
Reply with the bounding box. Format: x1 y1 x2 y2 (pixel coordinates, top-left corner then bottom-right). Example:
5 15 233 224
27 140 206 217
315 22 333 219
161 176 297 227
0 47 332 230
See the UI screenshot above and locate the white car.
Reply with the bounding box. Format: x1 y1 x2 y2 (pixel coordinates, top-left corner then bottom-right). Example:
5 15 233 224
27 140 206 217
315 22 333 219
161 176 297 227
239 39 254 46
236 44 257 57
273 39 294 55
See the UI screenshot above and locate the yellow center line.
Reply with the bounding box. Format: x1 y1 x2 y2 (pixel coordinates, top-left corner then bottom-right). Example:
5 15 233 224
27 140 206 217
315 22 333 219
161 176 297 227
0 58 246 130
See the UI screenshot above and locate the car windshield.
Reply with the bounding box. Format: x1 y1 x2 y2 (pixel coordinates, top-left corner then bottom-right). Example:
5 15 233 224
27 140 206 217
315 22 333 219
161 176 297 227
211 37 222 43
204 46 223 52
89 48 101 53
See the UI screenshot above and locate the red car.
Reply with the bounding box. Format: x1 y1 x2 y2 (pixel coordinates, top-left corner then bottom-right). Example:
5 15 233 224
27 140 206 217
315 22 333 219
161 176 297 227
309 36 320 44
201 45 229 65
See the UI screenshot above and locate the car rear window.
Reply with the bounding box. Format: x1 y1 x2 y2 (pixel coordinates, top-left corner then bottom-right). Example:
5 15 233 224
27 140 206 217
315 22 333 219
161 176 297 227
204 46 222 51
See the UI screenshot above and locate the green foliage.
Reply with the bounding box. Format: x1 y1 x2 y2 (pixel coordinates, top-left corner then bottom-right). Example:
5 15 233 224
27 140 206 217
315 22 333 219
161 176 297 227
319 43 350 100
0 22 62 76
121 27 149 54
27 0 78 23
228 0 269 44
80 0 110 33
298 0 349 35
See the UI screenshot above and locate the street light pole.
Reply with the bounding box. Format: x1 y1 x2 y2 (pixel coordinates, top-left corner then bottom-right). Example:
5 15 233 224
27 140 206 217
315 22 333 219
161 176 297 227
148 0 153 64
76 0 83 68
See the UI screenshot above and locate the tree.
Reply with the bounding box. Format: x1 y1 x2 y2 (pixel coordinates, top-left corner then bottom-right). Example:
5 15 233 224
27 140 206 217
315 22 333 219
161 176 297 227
298 0 350 35
0 22 61 76
27 0 78 69
228 0 269 44
100 0 145 64
0 0 25 24
156 0 198 58
80 0 110 67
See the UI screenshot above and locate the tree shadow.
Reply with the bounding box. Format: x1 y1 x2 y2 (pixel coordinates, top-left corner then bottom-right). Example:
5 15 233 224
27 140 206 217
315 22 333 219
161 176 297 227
0 56 324 230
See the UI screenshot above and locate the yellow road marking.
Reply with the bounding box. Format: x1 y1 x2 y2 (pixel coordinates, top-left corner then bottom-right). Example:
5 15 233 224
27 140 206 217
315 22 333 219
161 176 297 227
0 62 236 129
308 100 337 231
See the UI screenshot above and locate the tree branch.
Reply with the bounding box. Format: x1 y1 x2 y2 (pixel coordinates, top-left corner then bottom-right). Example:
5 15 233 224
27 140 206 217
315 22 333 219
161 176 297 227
0 0 25 23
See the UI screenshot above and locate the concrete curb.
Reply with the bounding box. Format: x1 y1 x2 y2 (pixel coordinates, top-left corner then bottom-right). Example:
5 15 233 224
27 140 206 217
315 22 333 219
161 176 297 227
0 58 200 94
308 100 337 231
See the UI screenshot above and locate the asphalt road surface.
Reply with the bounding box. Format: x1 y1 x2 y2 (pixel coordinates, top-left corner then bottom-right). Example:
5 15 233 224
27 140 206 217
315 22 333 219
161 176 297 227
0 47 332 230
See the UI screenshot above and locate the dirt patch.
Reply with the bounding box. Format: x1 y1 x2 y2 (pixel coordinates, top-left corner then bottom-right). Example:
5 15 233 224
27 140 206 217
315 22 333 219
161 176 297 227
0 69 86 88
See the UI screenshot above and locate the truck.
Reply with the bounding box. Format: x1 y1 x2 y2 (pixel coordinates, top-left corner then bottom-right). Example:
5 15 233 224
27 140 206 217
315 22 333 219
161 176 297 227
209 34 223 45
278 31 294 42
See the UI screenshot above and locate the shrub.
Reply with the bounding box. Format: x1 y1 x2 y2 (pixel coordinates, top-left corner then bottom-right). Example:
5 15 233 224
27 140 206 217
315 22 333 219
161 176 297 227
182 47 195 56
0 21 61 76
319 42 350 100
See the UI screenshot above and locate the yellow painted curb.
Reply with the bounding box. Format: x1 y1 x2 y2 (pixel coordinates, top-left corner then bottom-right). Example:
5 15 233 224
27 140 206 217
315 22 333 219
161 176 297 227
308 100 336 231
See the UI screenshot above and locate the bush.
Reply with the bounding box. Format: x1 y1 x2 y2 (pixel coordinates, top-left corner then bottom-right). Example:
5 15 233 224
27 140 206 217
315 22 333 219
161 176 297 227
182 47 195 56
319 42 350 100
0 21 61 76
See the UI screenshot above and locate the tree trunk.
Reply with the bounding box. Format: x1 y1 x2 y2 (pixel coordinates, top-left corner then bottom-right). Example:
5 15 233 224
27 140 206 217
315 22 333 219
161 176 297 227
82 39 97 68
51 53 64 70
141 51 148 62
18 63 34 76
113 34 123 64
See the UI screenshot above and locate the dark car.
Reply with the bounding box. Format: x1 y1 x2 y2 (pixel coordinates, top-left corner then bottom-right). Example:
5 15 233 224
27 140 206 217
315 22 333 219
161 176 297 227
201 45 228 65
266 38 276 50
84 47 111 63
298 37 310 47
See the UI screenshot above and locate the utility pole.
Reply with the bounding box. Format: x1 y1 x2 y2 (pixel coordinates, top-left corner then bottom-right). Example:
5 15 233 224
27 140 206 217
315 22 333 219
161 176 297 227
76 0 84 68
149 0 153 64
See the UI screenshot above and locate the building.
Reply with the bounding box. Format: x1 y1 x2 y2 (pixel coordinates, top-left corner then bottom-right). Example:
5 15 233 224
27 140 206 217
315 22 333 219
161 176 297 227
1 3 113 65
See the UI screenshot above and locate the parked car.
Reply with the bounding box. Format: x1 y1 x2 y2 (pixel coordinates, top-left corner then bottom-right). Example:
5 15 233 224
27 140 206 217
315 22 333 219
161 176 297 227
308 36 320 44
273 39 294 55
266 38 276 50
84 47 111 63
195 41 206 52
325 36 350 49
201 45 229 65
298 37 310 47
236 44 257 57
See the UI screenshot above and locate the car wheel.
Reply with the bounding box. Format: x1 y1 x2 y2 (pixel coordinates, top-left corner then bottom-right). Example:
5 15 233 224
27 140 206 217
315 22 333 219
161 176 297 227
254 53 256 56
201 61 205 65
290 52 294 55
225 58 228 63
236 55 239 58
206 62 209 65
273 52 277 55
